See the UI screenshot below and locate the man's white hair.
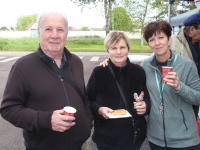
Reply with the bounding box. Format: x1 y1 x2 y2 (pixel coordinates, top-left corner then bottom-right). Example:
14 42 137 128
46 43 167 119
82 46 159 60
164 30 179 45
37 9 68 31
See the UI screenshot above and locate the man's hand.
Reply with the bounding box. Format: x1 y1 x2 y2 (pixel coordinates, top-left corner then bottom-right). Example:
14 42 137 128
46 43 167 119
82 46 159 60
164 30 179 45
99 58 109 67
51 109 75 132
98 107 113 119
133 101 146 115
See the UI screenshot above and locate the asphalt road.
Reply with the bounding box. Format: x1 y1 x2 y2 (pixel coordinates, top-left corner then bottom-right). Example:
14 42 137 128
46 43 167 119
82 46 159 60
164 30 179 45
0 52 150 150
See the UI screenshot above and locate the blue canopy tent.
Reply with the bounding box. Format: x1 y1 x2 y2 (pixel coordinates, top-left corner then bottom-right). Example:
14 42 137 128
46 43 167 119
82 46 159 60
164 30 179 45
169 8 200 35
170 8 200 26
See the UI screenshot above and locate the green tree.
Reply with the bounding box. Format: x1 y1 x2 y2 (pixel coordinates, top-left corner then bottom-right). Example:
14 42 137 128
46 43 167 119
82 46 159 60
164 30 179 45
110 7 132 32
171 1 196 17
0 26 8 31
10 27 15 31
81 26 90 31
120 0 154 47
152 0 196 19
150 0 168 20
71 0 115 35
119 0 195 47
16 14 37 31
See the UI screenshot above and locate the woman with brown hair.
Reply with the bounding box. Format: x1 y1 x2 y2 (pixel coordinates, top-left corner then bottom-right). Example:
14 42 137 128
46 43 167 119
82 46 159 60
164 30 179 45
142 20 200 150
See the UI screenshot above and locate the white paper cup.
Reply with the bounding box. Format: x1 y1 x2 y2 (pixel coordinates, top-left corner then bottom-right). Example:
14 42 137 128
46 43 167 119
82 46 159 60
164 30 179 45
63 106 76 116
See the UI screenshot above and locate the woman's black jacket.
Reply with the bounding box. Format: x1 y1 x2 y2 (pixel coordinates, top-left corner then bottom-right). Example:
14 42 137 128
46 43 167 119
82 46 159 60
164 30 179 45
87 58 151 149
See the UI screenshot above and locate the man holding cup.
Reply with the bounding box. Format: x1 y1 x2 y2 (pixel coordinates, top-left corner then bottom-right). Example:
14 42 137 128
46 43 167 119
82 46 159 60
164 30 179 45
0 10 93 150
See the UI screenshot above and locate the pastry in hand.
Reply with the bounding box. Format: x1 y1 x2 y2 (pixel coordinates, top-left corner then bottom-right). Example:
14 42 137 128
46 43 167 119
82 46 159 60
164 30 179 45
111 109 127 116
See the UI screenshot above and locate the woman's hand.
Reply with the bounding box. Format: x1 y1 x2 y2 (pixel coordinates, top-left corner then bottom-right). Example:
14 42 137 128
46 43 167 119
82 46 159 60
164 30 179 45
133 101 146 115
98 107 113 119
164 72 180 91
99 58 109 67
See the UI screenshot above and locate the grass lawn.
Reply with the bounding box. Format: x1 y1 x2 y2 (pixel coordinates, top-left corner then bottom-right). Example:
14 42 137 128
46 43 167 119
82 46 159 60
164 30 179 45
0 37 151 53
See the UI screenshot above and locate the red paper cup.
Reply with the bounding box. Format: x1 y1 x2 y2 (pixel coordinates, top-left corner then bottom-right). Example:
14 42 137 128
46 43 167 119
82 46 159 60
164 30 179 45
162 66 173 82
197 121 200 137
63 106 76 116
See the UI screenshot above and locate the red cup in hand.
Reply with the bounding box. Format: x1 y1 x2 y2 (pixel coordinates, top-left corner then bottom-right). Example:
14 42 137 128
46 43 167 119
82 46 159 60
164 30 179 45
162 66 173 82
63 106 76 117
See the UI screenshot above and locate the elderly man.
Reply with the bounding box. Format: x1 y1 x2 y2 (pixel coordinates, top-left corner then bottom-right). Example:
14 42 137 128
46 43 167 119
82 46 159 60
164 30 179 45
170 13 200 118
0 10 93 150
171 13 200 76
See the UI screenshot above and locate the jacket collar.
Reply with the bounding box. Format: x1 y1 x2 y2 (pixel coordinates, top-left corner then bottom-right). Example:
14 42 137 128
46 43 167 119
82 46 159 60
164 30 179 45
177 29 188 45
109 57 130 73
37 47 72 65
150 50 176 68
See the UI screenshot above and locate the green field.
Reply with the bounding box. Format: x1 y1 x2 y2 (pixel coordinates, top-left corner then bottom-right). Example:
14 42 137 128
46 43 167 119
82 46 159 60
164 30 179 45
0 37 151 53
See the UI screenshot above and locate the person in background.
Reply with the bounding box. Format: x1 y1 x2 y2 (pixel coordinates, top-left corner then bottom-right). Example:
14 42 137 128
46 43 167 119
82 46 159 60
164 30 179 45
170 13 200 118
0 10 93 150
142 20 200 150
171 14 200 74
87 31 151 150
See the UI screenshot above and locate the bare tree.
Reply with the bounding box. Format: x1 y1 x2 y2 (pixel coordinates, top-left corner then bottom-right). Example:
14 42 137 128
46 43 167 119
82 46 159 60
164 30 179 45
119 0 178 47
70 0 115 35
119 0 155 47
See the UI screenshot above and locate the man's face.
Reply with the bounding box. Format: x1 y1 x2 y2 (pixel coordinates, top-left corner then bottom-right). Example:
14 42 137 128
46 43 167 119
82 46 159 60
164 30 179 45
190 25 200 43
37 12 68 53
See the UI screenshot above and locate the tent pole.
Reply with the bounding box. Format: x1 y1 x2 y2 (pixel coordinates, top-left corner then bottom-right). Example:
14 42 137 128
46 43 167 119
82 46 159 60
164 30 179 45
168 0 172 24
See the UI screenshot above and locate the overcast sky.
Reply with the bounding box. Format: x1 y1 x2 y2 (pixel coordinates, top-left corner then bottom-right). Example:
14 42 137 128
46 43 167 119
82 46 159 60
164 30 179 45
0 0 105 28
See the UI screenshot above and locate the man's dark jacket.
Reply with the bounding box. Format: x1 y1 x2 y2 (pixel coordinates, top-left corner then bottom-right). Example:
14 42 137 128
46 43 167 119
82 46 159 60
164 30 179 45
0 48 93 150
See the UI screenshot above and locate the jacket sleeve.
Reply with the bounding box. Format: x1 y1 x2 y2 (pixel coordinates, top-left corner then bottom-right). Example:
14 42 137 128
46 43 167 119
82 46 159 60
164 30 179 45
138 67 151 116
70 54 94 124
87 69 105 120
174 61 200 105
0 64 53 131
170 38 182 56
83 88 94 122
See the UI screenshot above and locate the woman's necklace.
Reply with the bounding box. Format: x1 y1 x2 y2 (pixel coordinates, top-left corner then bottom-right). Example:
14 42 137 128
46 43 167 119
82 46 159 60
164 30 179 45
156 51 172 73
155 51 176 114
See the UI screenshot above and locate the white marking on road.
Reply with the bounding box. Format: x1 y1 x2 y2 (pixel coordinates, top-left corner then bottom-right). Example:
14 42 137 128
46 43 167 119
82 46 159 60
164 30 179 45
0 57 20 62
79 56 83 59
90 56 99 61
0 57 6 60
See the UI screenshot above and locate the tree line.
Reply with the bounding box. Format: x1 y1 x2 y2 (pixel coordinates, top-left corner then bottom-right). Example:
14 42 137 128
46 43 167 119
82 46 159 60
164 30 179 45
0 0 196 48
1 0 196 32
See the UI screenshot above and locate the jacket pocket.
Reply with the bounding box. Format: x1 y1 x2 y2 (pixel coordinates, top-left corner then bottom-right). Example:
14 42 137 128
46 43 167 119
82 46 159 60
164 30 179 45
133 120 147 144
23 130 38 148
180 109 188 130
